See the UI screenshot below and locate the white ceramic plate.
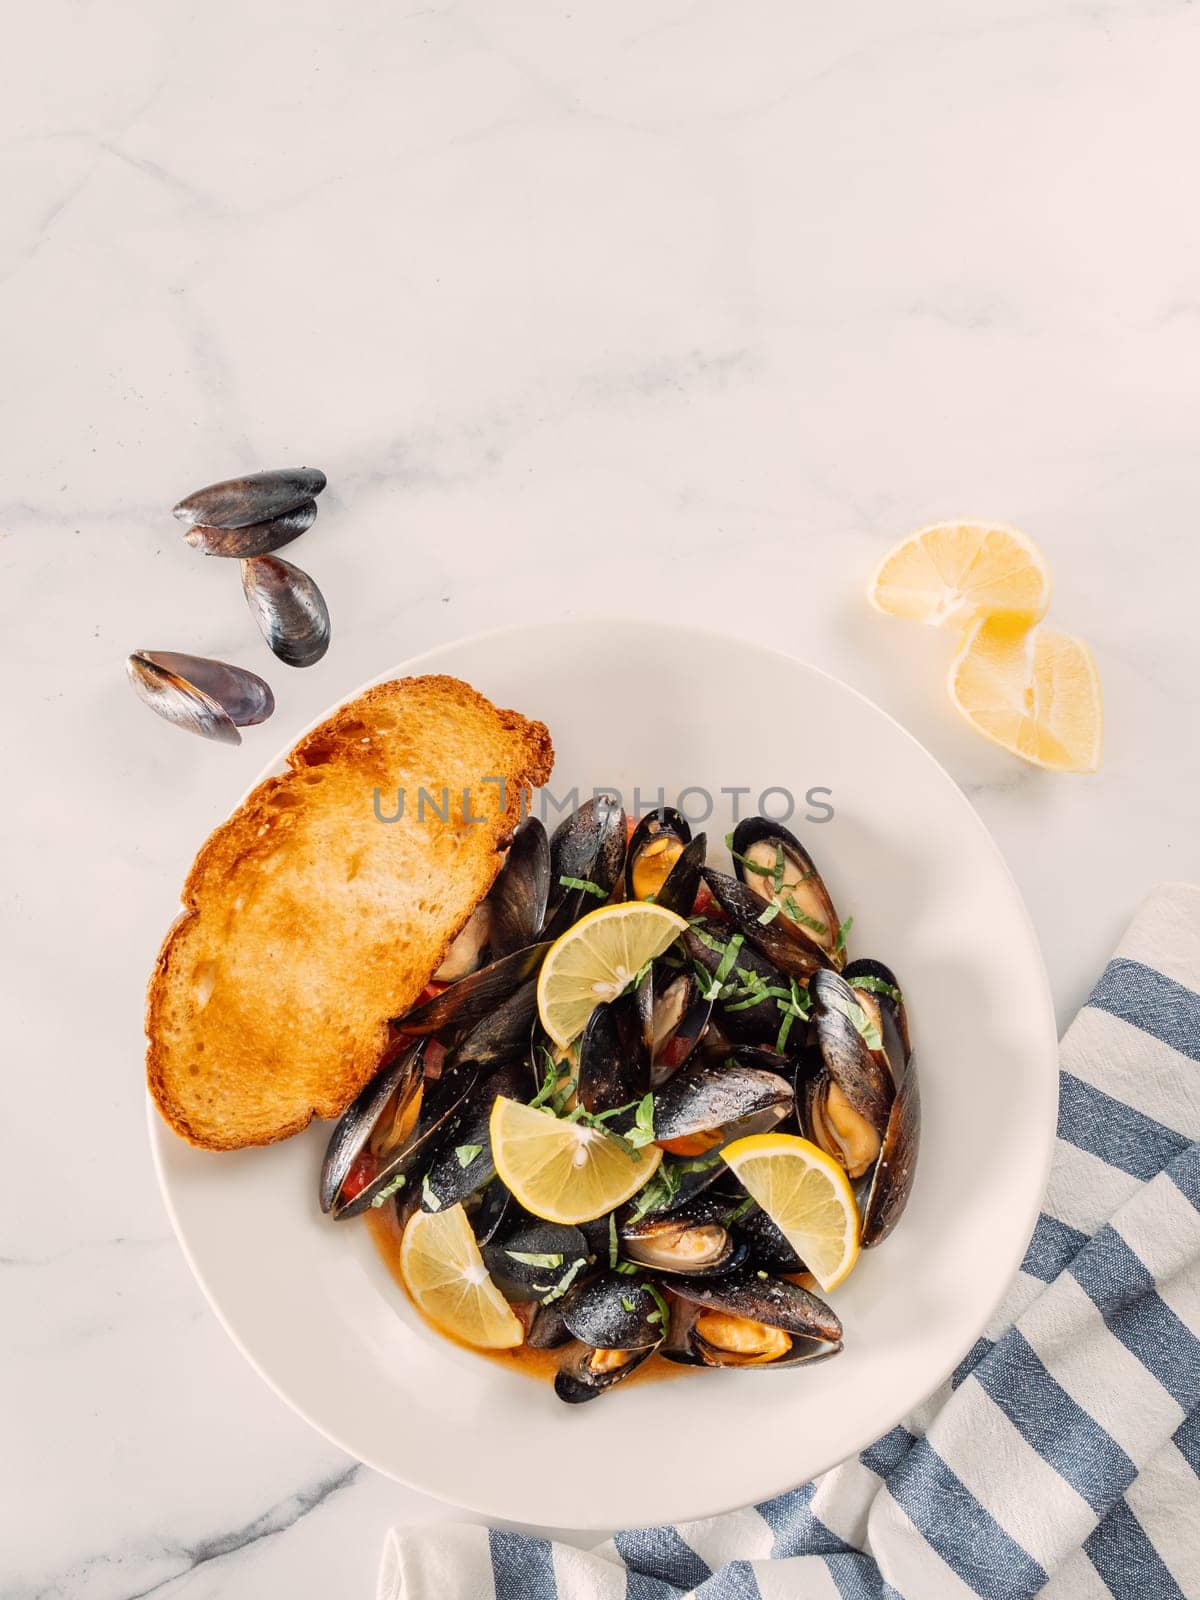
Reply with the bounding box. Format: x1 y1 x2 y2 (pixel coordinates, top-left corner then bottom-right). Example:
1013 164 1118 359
150 619 1057 1529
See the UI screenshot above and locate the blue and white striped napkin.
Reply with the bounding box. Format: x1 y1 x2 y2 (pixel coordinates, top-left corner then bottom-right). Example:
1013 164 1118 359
379 884 1200 1600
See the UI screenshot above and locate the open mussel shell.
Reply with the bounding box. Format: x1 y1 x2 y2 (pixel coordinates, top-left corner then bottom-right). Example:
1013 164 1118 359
619 1198 742 1276
397 943 551 1040
623 809 706 917
184 498 317 558
127 650 275 745
242 554 331 668
578 972 652 1118
843 957 911 1076
483 1221 592 1304
808 969 894 1135
555 1343 656 1403
420 1062 526 1211
861 1058 920 1247
173 467 326 529
660 1271 843 1369
650 969 712 1087
700 867 830 981
652 1058 794 1144
444 979 542 1072
543 794 627 938
319 1037 425 1216
487 818 550 959
728 817 843 970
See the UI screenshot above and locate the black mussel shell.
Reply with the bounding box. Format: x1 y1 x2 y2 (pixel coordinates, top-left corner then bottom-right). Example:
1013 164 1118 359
661 1270 842 1343
623 809 704 917
483 1222 592 1304
543 795 627 938
184 498 317 558
443 979 542 1072
843 958 911 1078
527 1299 572 1350
735 1205 806 1274
728 817 843 969
578 974 652 1119
421 1062 527 1210
173 467 326 528
488 819 551 959
650 969 712 1087
468 1178 520 1247
701 868 830 980
862 1056 920 1247
397 944 551 1038
320 1038 425 1216
554 1342 656 1403
809 969 894 1134
681 924 793 1047
651 1058 793 1143
241 554 330 669
560 1271 665 1349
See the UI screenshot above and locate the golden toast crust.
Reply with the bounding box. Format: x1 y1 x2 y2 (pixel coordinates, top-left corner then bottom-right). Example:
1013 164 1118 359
146 675 554 1149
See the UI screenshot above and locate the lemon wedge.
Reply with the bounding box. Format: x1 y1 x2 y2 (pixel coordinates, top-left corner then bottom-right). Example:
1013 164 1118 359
721 1132 860 1291
869 520 1051 629
490 1095 662 1225
948 617 1103 773
400 1203 524 1349
536 901 688 1048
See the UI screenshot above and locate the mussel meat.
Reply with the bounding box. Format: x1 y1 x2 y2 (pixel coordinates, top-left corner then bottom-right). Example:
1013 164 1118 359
619 1199 741 1276
242 554 330 668
700 867 830 981
660 1272 842 1369
728 817 844 970
126 650 274 745
183 498 317 558
623 809 706 917
173 467 327 529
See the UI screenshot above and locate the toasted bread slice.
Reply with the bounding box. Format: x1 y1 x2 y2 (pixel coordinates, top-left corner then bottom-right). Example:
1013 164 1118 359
147 675 553 1149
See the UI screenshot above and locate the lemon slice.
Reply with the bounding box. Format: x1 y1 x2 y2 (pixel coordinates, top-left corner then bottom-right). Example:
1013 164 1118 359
869 521 1051 629
720 1132 860 1291
949 617 1103 773
490 1096 662 1225
536 901 689 1048
400 1203 524 1349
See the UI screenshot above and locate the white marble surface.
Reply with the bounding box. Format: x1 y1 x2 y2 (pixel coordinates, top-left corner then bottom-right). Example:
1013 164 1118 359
4 1 1200 1594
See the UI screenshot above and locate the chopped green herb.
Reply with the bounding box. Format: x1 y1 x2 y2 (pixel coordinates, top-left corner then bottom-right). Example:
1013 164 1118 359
644 1282 671 1331
783 893 827 936
756 900 782 926
613 1258 643 1275
505 1249 565 1268
539 1256 588 1304
559 875 607 899
421 1173 441 1211
757 1269 769 1280
847 973 903 1004
835 915 854 956
370 1172 407 1207
621 1295 636 1314
455 1143 483 1168
773 844 786 895
726 1195 757 1224
608 1212 619 1269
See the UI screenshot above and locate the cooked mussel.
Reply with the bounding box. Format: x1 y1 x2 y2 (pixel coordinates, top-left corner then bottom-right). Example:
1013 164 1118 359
681 923 801 1048
861 1059 920 1247
242 554 331 668
543 794 626 938
397 943 551 1040
660 1272 842 1369
619 1198 741 1276
126 650 274 744
843 958 911 1076
483 1221 592 1304
802 969 894 1175
183 498 317 558
728 817 844 970
420 1063 526 1211
652 1058 794 1151
487 819 551 959
554 1272 666 1403
649 969 712 1086
577 974 652 1118
700 867 830 981
623 809 706 917
173 466 327 529
320 1041 480 1219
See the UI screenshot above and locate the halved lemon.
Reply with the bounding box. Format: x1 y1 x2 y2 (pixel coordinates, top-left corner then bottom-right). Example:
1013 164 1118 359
399 1203 524 1349
949 617 1103 773
869 521 1051 629
490 1095 662 1225
536 901 689 1048
720 1132 860 1291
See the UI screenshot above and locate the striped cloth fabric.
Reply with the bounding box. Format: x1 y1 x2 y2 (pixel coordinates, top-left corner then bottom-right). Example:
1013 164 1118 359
379 884 1200 1600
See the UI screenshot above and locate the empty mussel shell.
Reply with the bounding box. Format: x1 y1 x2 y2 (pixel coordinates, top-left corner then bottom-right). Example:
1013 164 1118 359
126 650 275 745
184 498 317 559
242 554 331 668
861 1053 920 1248
487 818 551 959
173 467 326 529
